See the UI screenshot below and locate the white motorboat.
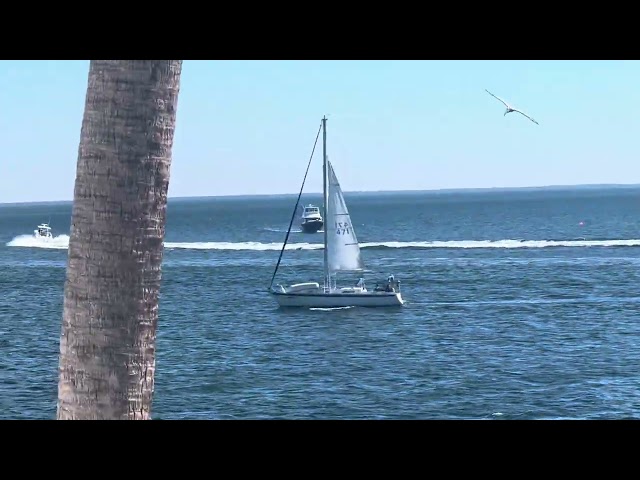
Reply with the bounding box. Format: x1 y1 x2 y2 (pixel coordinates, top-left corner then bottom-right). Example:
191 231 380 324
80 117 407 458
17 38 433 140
300 204 323 233
34 223 53 240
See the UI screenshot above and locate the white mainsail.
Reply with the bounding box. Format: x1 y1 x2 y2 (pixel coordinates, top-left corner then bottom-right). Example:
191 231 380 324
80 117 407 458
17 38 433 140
325 160 365 273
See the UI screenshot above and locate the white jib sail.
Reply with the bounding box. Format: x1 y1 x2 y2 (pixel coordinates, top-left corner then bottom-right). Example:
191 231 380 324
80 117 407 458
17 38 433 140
326 160 365 273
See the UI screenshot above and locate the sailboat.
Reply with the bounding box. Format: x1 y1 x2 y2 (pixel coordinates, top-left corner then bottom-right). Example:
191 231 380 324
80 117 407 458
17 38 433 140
268 116 404 308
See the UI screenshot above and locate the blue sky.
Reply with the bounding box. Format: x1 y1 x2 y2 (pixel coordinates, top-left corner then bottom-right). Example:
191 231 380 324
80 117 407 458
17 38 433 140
0 60 638 203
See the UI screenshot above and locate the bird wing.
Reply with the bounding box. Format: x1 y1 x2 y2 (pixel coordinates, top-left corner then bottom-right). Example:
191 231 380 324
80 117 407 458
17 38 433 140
485 89 511 109
512 108 539 125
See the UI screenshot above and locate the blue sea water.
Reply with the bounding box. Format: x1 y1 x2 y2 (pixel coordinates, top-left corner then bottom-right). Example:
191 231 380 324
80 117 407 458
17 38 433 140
1 186 640 419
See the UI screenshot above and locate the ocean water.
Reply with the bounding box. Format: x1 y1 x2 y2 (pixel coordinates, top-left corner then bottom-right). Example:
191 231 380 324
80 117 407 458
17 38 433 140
1 186 640 419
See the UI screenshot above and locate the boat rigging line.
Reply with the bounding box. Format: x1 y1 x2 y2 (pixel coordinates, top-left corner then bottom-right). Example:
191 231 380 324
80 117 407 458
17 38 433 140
268 120 323 290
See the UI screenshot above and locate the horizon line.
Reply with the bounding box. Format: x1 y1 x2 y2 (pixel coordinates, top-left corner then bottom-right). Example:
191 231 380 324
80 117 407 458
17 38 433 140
1 182 639 206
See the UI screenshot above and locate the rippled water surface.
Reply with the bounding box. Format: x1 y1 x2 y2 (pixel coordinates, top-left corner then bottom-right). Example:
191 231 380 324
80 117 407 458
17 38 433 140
1 187 640 419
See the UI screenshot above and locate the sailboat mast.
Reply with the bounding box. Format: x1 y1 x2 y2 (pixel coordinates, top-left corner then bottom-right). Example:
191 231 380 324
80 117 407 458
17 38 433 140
322 115 329 290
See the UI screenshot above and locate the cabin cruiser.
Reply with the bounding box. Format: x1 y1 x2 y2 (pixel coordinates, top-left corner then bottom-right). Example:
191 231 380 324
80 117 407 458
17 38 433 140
34 223 53 240
300 204 323 233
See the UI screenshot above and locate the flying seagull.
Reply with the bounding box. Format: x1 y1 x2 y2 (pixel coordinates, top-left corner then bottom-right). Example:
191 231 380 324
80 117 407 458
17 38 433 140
485 89 539 125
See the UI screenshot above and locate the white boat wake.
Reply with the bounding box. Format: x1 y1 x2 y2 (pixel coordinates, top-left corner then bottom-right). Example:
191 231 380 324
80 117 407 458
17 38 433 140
310 306 355 311
164 238 640 250
6 234 71 250
262 227 303 233
7 236 640 251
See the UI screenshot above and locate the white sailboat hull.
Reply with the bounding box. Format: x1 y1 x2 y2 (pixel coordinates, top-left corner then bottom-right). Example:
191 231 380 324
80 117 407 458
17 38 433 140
270 283 404 308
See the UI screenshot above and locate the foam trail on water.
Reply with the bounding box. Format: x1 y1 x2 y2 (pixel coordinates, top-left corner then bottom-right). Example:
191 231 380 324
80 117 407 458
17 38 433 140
8 236 640 251
164 241 319 250
6 234 70 250
365 239 640 249
310 306 355 311
164 239 640 251
262 227 303 233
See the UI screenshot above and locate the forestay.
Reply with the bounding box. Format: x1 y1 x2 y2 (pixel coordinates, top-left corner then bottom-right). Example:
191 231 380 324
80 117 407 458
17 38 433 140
326 160 365 273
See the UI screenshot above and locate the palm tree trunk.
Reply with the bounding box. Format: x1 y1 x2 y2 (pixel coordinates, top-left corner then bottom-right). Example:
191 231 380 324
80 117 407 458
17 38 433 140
57 60 183 420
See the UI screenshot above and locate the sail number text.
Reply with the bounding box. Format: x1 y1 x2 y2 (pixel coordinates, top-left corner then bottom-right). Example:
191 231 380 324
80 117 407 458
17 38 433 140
335 222 351 235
